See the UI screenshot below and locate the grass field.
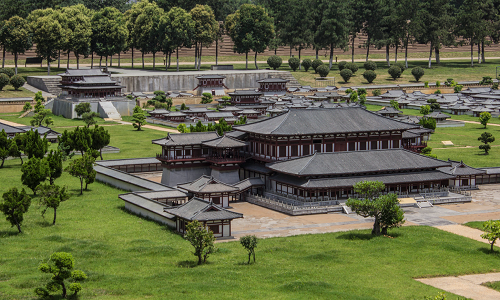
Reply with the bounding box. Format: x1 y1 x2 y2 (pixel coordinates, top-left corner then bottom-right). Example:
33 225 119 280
2 105 500 299
1 153 500 299
0 85 34 98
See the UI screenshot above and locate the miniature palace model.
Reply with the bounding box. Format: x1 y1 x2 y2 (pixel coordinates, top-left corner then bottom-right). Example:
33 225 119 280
193 74 228 96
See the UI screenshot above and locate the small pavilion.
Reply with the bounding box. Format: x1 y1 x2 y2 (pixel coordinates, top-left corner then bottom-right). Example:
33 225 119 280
193 75 228 96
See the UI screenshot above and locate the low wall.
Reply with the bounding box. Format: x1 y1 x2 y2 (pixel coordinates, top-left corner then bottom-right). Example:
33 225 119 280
123 201 176 227
0 98 35 113
52 98 136 119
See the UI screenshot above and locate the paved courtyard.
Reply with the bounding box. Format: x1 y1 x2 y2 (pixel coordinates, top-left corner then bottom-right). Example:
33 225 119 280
227 184 500 240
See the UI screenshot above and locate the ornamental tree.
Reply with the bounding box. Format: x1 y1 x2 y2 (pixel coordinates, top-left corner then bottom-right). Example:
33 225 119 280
388 65 402 80
185 220 216 265
419 117 436 130
65 152 96 194
191 5 219 70
312 59 323 73
411 67 424 82
340 69 353 83
288 57 300 72
363 70 377 83
160 7 194 72
479 111 491 128
317 65 330 78
75 102 91 117
91 125 110 160
133 1 164 70
21 157 49 195
420 105 431 115
240 235 258 264
46 150 63 185
10 75 25 90
301 59 312 72
201 92 213 104
132 106 146 131
61 4 93 69
0 187 31 233
22 102 32 112
35 252 87 299
23 129 49 159
481 220 500 253
36 184 70 225
0 73 9 90
0 129 11 167
82 112 100 128
478 132 495 155
267 55 282 70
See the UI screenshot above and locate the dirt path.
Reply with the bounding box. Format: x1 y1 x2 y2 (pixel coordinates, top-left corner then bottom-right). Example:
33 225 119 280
117 120 178 133
0 119 26 127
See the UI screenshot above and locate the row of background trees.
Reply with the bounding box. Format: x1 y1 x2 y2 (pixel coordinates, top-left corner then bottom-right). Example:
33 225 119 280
1 0 499 75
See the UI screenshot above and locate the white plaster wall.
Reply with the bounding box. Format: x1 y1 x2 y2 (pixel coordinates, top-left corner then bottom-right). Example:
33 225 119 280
124 202 176 227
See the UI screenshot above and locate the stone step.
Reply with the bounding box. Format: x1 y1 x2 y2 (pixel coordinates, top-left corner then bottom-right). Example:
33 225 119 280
98 101 122 120
341 205 352 214
417 201 433 208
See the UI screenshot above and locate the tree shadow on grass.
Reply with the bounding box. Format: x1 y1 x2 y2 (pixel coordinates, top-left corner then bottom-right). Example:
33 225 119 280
0 229 21 237
177 260 199 268
336 232 375 241
477 247 500 256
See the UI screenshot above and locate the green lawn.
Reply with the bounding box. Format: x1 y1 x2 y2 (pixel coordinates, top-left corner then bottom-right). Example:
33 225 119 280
0 112 118 128
0 85 35 98
464 221 489 231
1 155 499 299
483 281 500 293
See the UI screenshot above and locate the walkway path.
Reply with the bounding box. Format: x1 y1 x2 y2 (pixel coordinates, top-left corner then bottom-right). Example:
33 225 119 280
0 119 26 127
416 273 500 300
117 120 178 133
21 83 55 98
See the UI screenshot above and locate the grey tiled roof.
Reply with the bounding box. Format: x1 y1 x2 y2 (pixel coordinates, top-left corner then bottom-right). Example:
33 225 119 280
438 160 485 176
266 149 451 176
424 112 450 119
228 90 263 96
74 76 116 84
164 198 243 221
59 69 108 76
96 157 159 167
234 107 419 135
94 165 173 191
232 177 265 191
0 122 26 134
152 132 219 146
271 170 455 188
257 78 289 83
119 193 175 219
133 190 188 199
225 130 248 140
205 112 236 119
196 75 226 79
178 175 239 193
202 135 247 148
241 161 272 174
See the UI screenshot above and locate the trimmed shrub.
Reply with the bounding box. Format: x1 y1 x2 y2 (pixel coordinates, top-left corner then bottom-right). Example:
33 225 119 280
357 88 367 96
301 59 312 72
394 62 406 76
480 76 493 85
267 55 282 70
10 75 25 90
411 67 425 82
435 80 440 87
454 85 463 93
372 89 381 96
312 59 323 73
493 82 499 90
339 69 353 83
388 65 401 80
288 57 300 71
345 62 359 74
363 70 377 83
424 81 429 88
338 61 347 71
363 60 377 71
0 68 15 78
317 65 330 77
434 90 441 94
0 73 9 90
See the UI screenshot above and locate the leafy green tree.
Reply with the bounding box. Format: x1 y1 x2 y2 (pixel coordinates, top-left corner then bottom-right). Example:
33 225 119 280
339 69 353 83
28 8 68 75
362 70 377 83
419 116 436 130
481 220 500 253
0 187 31 233
0 128 10 167
388 65 402 80
0 73 9 90
8 134 23 164
478 132 495 155
82 112 100 128
201 92 213 104
160 7 194 72
10 74 25 90
185 219 216 265
91 125 110 160
225 4 274 70
72 126 93 156
132 105 146 131
35 252 87 299
74 102 91 117
420 105 431 115
2 16 32 74
65 152 96 195
23 129 49 159
312 59 324 73
91 7 128 70
346 181 404 236
301 58 312 72
36 184 69 225
133 1 164 70
22 102 32 112
479 111 491 128
288 57 300 71
317 65 330 78
190 4 219 70
455 0 489 67
364 61 377 70
240 235 258 264
21 157 49 195
61 4 93 69
314 0 351 69
177 123 189 133
390 100 400 110
46 150 63 185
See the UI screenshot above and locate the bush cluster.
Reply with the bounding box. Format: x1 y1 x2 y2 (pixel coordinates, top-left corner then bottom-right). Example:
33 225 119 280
0 68 14 78
411 67 425 82
363 70 377 83
388 65 401 80
312 59 323 73
301 59 312 72
288 57 300 71
345 62 358 74
363 60 377 71
317 65 330 77
0 73 9 91
340 69 353 83
267 55 282 70
10 75 26 90
338 61 347 71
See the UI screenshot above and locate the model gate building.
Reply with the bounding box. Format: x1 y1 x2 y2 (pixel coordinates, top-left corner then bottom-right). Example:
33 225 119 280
152 107 478 205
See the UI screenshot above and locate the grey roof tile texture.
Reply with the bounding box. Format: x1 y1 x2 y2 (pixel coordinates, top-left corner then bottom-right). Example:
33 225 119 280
234 107 419 136
152 132 219 146
266 149 451 176
164 198 243 221
202 135 247 148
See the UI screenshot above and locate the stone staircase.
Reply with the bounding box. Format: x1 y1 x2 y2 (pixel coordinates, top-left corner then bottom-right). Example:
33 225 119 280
272 71 301 88
341 205 352 214
416 201 433 208
98 101 121 120
26 76 61 96
41 78 61 95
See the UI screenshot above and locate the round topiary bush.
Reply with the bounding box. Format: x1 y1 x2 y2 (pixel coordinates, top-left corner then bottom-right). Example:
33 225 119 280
317 65 330 78
388 65 401 80
0 73 10 91
267 55 282 70
0 68 15 78
394 62 405 77
10 75 25 90
363 70 377 83
338 61 347 71
288 57 300 72
311 59 323 73
340 69 353 83
363 60 377 71
411 67 425 82
345 62 359 74
301 59 312 72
